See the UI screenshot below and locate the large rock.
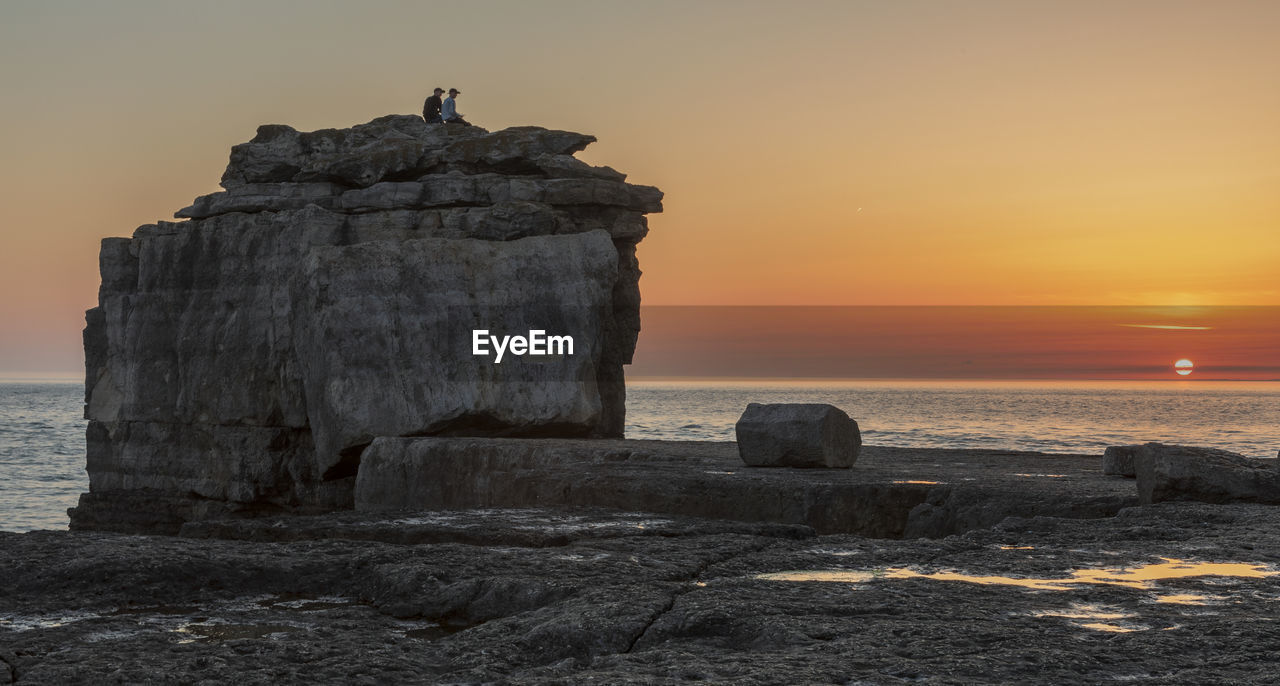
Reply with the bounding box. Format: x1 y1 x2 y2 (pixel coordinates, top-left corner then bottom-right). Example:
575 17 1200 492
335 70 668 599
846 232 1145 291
292 231 619 474
1102 445 1140 477
1134 442 1280 505
73 115 662 533
734 403 861 469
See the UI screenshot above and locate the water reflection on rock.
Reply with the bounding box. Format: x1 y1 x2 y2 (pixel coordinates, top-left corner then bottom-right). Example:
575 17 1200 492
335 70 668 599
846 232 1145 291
756 558 1277 592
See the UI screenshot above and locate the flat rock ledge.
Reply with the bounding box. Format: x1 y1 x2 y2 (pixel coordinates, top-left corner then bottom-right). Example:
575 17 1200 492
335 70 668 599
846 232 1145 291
354 440 1134 539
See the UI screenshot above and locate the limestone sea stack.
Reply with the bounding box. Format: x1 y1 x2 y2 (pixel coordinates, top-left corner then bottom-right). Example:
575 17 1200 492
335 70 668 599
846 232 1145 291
72 115 662 534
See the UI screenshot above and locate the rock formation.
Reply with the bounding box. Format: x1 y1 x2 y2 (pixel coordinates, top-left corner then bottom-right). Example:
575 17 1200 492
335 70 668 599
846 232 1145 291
72 115 662 533
734 403 862 468
1134 442 1280 505
1102 445 1139 477
350 439 1129 537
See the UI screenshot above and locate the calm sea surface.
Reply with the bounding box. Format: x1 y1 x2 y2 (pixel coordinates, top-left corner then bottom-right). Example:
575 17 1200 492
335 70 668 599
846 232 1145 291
1 382 86 534
627 380 1280 457
3 379 1279 532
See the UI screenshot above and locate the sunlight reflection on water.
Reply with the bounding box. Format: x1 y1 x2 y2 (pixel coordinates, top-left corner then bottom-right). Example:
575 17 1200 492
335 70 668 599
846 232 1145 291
755 558 1278 591
756 558 1274 633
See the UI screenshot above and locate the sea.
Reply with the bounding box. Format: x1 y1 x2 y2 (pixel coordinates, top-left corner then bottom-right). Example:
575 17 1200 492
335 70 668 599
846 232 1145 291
2 379 1279 533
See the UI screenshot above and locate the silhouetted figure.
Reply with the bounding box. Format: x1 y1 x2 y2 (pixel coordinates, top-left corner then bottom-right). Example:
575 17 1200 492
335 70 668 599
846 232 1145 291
442 88 471 126
422 87 444 124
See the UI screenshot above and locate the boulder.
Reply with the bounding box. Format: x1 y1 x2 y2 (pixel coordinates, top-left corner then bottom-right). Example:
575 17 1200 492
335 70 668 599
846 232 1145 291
1134 442 1280 505
735 403 861 469
73 115 662 533
1102 445 1140 477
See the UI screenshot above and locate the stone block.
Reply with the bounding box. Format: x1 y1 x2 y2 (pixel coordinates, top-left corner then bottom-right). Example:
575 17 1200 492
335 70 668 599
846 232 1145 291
735 403 861 469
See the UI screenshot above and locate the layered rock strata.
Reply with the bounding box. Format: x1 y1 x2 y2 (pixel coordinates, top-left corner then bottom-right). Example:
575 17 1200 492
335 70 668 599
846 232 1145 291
73 115 662 533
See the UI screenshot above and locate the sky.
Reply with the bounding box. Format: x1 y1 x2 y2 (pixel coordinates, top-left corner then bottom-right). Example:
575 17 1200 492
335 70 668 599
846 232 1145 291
1 0 1278 376
630 306 1280 380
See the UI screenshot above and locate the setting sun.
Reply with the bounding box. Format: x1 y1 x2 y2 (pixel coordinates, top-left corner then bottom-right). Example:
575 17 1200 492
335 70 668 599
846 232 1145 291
1174 359 1194 376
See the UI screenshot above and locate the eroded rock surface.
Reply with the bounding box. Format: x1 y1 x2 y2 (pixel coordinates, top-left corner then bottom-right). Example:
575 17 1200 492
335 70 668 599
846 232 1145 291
7 502 1280 684
75 115 662 533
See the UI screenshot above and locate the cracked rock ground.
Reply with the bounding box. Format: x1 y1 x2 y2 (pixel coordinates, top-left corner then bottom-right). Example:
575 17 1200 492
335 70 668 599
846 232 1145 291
5 501 1280 684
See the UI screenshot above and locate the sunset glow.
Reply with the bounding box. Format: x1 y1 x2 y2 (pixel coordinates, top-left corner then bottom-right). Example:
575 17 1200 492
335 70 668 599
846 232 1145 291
631 307 1279 381
2 1 1279 376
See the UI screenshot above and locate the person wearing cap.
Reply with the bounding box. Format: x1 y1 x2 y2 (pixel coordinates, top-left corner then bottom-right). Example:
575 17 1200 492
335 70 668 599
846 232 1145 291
422 87 444 124
441 88 471 126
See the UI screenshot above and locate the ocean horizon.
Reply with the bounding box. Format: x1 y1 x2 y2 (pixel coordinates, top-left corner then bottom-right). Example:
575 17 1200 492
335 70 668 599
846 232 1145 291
2 378 1278 533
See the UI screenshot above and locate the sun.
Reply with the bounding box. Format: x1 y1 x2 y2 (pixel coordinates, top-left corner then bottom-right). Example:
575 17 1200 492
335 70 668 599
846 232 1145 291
1174 359 1194 376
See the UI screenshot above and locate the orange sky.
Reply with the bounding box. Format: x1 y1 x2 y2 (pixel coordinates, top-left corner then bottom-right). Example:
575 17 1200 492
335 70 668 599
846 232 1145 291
2 1 1278 375
630 307 1280 380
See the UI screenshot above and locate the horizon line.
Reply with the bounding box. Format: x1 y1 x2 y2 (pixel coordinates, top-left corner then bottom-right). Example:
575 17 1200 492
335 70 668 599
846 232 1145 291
627 375 1280 382
637 304 1280 309
9 374 1280 384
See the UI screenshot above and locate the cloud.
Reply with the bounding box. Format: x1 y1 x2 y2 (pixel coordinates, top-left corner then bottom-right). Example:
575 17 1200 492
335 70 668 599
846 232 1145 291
1117 324 1212 331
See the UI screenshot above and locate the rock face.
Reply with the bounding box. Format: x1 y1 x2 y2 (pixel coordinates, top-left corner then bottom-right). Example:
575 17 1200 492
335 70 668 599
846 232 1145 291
73 115 662 533
735 403 861 468
1102 445 1139 477
1134 442 1280 505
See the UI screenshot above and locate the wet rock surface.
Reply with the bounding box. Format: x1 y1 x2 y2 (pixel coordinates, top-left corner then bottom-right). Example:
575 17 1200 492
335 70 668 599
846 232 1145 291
5 502 1280 684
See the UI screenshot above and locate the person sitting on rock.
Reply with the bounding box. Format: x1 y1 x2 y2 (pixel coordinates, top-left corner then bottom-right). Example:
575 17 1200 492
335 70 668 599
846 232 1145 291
441 88 471 126
422 87 444 124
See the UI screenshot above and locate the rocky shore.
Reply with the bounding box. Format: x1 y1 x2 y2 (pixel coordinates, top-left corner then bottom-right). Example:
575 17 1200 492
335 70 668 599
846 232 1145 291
5 444 1280 684
32 114 1276 684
